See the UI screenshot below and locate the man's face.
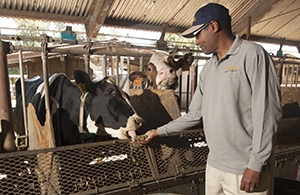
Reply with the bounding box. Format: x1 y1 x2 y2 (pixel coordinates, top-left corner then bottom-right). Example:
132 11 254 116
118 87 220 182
195 21 217 54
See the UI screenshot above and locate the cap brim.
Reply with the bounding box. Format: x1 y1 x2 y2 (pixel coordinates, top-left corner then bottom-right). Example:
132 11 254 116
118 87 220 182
181 24 205 38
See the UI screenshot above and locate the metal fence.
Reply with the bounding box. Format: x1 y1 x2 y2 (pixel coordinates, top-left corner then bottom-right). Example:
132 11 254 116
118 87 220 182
275 56 300 88
1 118 300 195
0 129 207 195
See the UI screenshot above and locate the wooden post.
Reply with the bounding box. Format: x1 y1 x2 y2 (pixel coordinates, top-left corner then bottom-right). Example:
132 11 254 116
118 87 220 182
246 16 251 40
84 39 91 76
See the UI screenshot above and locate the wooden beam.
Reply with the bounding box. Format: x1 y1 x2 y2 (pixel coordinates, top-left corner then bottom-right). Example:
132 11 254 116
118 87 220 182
84 0 115 39
233 0 281 35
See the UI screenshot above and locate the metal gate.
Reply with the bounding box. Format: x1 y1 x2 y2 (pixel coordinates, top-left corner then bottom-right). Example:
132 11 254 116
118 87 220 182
0 118 300 195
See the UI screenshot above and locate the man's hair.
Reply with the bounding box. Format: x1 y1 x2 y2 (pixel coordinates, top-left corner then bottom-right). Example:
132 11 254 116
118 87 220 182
217 20 233 35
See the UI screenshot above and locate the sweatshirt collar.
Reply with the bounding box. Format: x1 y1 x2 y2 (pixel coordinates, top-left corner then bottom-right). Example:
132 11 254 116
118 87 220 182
212 35 242 61
227 35 242 56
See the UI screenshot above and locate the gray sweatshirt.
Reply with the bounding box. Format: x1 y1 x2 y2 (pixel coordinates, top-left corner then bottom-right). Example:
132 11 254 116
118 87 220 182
157 35 282 175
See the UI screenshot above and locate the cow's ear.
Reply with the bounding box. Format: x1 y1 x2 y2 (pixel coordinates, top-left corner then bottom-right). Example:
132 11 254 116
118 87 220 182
184 53 194 66
166 56 177 70
74 70 94 93
173 53 195 71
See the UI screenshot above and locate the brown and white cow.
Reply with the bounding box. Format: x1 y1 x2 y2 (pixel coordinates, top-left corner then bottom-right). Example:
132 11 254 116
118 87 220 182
129 52 194 90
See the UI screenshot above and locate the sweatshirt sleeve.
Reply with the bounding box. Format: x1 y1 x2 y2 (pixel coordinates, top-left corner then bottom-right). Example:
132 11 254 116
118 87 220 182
158 84 204 136
246 49 282 172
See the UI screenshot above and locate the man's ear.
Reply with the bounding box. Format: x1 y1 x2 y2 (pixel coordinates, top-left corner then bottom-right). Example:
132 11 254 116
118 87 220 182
211 20 221 32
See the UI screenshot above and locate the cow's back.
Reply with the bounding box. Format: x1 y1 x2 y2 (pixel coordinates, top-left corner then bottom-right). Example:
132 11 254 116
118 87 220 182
13 76 44 136
13 74 71 137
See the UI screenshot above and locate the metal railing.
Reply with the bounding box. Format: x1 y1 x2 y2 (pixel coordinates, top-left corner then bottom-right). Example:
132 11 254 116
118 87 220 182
1 117 300 194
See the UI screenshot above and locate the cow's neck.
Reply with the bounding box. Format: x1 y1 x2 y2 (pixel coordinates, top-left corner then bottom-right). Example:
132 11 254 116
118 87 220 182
61 85 92 131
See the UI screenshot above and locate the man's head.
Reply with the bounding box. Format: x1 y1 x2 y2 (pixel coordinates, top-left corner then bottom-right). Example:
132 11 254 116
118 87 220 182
181 3 231 38
182 3 233 55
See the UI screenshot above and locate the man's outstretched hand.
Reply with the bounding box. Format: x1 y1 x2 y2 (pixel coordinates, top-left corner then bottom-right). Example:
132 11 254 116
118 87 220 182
131 129 159 147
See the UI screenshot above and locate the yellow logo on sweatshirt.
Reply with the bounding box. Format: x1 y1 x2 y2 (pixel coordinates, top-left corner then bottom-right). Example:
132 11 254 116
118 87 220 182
225 65 238 73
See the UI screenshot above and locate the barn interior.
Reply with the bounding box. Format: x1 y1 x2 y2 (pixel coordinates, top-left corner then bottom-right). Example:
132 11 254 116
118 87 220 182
0 0 300 194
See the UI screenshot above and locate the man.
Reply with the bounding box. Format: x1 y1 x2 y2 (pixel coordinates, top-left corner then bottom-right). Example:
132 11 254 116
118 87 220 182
138 3 282 195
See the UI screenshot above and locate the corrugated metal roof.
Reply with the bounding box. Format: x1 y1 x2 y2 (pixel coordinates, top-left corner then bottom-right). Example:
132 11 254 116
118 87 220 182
0 0 299 47
251 0 300 40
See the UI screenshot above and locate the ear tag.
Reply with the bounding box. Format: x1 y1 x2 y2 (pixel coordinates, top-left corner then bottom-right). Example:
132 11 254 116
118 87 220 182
133 76 143 87
77 82 87 94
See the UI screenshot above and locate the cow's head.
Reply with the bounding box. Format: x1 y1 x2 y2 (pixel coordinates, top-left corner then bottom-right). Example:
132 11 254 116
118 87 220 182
74 70 143 140
129 52 194 90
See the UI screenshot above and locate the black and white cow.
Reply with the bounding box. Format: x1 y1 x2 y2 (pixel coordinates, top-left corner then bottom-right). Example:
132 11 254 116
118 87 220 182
13 70 143 147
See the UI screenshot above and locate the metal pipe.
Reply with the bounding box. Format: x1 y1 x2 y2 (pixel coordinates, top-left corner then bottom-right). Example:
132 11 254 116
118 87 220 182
193 59 198 93
102 54 107 78
139 56 144 71
178 68 182 112
40 34 56 150
126 56 131 92
295 65 299 87
41 34 50 112
10 44 203 57
186 71 190 113
18 50 29 139
190 59 198 99
0 41 16 152
115 56 119 85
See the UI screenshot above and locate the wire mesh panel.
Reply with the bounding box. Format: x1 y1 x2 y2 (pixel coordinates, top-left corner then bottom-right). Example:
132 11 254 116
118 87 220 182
1 119 300 195
0 140 153 195
147 129 208 179
0 152 41 194
275 118 300 152
274 118 300 181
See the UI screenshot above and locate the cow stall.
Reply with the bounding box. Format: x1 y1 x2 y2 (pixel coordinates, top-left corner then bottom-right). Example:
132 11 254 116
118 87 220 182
1 36 300 194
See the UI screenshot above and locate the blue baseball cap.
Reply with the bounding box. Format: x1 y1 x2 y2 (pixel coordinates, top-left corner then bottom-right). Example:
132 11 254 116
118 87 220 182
181 3 231 38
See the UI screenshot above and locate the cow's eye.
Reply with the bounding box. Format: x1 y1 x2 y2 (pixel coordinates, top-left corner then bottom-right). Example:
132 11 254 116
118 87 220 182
112 91 117 96
107 88 117 96
147 67 152 71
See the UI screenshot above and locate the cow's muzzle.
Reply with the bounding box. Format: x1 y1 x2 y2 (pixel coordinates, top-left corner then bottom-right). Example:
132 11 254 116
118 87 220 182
121 114 144 139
